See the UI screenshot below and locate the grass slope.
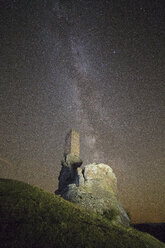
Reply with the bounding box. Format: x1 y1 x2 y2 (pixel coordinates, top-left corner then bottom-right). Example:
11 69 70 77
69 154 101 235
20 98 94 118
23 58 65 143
0 178 164 248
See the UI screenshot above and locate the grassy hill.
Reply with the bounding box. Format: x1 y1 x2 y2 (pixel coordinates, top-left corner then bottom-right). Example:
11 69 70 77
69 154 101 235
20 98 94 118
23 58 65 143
0 178 164 248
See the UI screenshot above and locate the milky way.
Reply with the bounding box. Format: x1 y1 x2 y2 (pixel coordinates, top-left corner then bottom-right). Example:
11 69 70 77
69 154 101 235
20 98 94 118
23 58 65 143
0 0 164 223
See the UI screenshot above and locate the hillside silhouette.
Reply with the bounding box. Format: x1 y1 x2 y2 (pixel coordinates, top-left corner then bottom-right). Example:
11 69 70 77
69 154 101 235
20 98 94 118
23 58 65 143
1 178 165 248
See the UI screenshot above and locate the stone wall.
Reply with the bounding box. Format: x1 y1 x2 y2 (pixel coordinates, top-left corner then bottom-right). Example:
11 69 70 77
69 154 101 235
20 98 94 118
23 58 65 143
64 129 80 157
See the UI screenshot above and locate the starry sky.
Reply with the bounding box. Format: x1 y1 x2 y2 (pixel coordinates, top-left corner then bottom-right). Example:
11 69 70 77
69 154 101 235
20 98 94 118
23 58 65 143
0 0 164 223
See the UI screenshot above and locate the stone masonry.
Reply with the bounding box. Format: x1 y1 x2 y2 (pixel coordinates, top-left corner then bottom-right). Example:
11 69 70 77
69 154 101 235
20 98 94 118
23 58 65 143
64 129 80 157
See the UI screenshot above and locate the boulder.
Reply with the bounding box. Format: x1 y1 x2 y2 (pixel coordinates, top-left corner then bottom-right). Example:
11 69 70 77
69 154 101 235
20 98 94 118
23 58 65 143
56 161 130 226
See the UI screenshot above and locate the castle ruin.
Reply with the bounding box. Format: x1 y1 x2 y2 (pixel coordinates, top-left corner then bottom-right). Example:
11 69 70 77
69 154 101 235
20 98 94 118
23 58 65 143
64 129 80 157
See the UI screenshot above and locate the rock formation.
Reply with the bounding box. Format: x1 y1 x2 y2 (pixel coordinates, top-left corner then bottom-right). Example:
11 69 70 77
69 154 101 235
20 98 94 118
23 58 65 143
55 153 83 195
55 129 130 226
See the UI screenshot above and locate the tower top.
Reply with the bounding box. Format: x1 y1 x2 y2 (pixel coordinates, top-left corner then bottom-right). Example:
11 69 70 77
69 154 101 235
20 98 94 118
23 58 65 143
64 129 80 157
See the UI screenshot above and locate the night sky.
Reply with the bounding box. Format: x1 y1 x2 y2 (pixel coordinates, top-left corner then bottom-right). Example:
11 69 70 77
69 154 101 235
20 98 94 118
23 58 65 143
0 0 164 223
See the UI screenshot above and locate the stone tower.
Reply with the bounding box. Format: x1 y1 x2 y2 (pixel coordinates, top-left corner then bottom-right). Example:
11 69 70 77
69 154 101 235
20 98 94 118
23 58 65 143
64 129 80 157
55 129 82 195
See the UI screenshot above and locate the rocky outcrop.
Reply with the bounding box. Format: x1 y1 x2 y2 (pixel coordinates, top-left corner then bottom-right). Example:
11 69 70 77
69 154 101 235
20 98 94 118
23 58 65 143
55 155 130 226
55 153 83 195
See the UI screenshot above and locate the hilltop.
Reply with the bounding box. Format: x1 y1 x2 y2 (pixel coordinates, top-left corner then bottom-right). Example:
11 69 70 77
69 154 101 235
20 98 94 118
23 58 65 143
0 178 164 248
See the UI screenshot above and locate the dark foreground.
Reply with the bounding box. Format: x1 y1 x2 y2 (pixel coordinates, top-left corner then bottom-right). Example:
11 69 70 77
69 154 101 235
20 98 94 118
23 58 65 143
133 223 165 243
0 178 165 248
